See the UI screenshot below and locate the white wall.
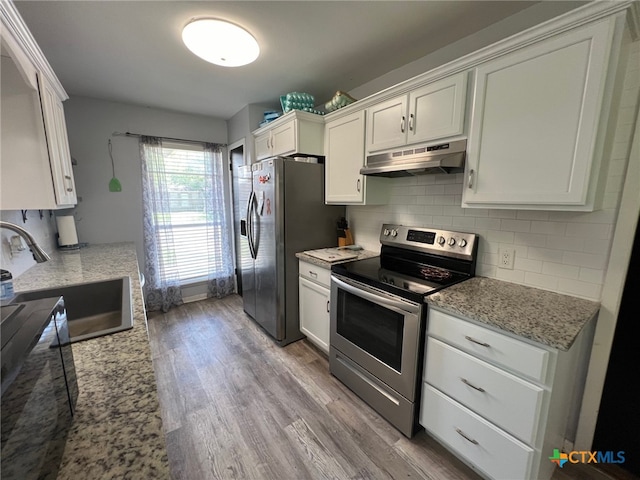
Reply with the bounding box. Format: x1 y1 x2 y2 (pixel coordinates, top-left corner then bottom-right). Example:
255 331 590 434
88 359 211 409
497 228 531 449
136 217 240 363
347 37 640 302
63 96 227 268
350 2 585 101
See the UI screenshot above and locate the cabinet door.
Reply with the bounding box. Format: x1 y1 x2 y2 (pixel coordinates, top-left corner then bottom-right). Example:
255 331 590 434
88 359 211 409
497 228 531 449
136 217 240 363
38 73 76 206
409 72 467 144
366 95 407 153
255 131 272 160
463 19 613 208
299 276 330 354
271 120 296 157
325 111 366 204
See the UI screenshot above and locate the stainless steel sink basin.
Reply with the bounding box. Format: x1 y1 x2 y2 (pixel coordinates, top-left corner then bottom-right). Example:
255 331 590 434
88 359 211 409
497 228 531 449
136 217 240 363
7 277 133 343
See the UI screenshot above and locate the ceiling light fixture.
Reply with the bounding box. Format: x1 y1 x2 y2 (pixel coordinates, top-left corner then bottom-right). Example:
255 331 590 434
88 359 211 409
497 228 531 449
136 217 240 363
182 18 260 67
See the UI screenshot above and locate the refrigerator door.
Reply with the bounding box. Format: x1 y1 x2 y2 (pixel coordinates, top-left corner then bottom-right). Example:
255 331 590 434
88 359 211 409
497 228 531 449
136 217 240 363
252 159 281 339
238 165 257 319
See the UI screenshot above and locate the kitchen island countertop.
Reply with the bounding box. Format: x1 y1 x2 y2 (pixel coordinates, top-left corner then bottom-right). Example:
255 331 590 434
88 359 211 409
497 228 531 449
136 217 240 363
13 243 170 479
427 276 600 351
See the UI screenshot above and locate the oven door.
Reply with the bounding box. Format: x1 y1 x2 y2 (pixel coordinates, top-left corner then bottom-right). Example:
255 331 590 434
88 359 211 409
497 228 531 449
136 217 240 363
330 273 424 401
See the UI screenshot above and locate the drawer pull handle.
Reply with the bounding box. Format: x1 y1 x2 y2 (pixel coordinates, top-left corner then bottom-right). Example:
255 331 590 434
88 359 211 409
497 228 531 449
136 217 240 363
465 335 490 348
309 271 318 278
326 300 330 313
456 428 479 445
461 377 485 393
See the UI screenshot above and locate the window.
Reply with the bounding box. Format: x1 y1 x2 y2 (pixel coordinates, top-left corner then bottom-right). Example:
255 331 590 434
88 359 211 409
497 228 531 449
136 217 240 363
140 137 234 311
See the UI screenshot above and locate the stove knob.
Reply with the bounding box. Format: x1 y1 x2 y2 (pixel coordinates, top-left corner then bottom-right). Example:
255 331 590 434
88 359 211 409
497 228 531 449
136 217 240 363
459 238 468 248
391 229 398 237
448 237 456 246
437 236 446 245
383 229 390 236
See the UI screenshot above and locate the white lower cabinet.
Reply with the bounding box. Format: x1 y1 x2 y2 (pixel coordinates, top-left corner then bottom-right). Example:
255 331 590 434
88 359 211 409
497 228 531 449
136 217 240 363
298 260 331 354
420 307 594 480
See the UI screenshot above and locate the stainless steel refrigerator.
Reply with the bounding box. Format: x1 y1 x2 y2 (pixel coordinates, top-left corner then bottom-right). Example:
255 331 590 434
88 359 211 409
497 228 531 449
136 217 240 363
237 157 344 346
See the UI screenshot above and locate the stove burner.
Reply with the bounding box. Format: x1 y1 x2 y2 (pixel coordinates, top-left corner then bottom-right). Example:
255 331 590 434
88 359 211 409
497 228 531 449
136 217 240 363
419 266 453 282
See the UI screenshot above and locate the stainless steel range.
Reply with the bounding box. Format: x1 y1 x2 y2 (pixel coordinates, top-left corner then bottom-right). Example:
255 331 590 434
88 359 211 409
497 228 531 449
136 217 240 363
329 224 478 437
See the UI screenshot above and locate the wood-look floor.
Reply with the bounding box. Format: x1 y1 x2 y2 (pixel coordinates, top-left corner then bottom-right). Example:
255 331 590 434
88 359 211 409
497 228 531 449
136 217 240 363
147 295 636 480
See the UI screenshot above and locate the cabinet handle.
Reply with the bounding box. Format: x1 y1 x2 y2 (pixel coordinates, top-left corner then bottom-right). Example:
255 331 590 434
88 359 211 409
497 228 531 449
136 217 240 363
465 335 490 348
66 188 73 192
65 175 71 180
326 300 330 313
455 428 479 445
409 113 414 131
461 378 485 393
400 116 406 133
356 179 361 192
467 169 474 189
309 271 318 278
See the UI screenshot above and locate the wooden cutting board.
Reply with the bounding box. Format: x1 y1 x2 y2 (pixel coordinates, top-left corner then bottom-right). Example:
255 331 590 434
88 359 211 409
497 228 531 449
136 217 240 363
303 248 359 263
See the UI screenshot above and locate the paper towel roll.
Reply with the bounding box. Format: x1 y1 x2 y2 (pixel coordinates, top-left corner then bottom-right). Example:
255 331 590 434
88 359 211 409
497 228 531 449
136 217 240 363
56 215 79 246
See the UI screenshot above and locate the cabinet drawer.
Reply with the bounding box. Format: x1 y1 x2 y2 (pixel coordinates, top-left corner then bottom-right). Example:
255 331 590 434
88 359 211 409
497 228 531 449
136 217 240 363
428 308 550 383
299 260 331 287
425 337 544 445
420 384 534 480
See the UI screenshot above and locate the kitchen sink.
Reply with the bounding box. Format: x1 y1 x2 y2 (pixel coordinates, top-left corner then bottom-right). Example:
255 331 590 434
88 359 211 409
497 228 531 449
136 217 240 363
7 277 133 343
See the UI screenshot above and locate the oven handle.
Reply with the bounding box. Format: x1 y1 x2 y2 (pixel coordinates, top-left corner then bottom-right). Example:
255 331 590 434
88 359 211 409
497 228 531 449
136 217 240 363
331 274 421 315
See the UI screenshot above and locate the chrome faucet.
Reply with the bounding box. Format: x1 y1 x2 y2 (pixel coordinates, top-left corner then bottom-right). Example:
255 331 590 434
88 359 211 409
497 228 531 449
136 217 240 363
0 221 50 263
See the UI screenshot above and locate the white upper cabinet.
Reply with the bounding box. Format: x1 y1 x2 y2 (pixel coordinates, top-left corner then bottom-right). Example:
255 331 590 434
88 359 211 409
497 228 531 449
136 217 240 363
38 73 77 206
0 2 76 210
463 15 625 210
253 110 324 161
366 73 467 153
324 110 389 205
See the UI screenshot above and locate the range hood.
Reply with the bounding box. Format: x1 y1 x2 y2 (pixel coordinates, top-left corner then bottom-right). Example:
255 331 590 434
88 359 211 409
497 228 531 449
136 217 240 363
361 139 466 177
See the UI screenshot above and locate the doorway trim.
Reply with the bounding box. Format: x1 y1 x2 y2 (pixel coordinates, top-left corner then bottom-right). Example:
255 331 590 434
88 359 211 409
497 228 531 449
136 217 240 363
575 110 640 449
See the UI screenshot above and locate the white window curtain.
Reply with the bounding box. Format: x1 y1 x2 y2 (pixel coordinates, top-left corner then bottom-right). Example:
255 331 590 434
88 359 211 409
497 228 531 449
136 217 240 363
140 136 234 312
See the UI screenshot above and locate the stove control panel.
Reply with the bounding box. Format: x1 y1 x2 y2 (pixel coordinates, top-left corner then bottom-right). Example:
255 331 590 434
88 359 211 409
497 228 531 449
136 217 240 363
380 224 477 260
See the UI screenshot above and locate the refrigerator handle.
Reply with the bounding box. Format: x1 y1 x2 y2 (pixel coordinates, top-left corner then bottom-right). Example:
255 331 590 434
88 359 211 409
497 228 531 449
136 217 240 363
246 190 257 259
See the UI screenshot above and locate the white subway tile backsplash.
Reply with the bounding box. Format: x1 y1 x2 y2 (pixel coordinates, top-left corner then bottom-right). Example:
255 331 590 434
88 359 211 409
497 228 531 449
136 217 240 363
514 257 543 273
546 235 585 251
579 268 605 284
451 216 476 229
530 221 567 236
514 232 547 247
433 195 457 205
542 262 580 279
526 247 564 263
582 237 612 254
516 211 550 221
565 222 612 239
486 230 515 243
558 278 602 300
423 205 444 216
477 263 497 278
427 185 445 195
563 251 608 270
432 216 452 226
524 272 559 291
496 268 525 283
442 205 465 216
475 217 502 231
488 209 518 219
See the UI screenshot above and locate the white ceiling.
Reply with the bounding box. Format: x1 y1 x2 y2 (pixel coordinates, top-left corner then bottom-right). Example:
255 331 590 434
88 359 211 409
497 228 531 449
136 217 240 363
15 1 582 120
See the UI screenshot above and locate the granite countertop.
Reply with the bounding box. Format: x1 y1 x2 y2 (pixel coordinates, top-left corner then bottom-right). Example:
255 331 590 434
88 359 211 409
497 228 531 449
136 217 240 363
13 243 170 479
427 277 600 351
296 248 379 268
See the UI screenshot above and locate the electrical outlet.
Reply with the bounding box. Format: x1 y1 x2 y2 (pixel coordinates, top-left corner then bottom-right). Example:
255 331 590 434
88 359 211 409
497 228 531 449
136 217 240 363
498 247 515 270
